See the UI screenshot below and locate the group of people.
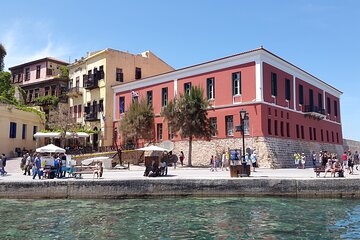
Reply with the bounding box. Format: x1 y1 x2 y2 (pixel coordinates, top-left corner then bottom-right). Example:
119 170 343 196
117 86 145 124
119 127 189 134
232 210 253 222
294 150 360 177
0 154 7 176
210 150 257 172
20 152 67 180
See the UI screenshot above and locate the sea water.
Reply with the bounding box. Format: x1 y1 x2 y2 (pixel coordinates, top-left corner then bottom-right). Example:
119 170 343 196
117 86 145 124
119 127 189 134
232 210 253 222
1 197 360 239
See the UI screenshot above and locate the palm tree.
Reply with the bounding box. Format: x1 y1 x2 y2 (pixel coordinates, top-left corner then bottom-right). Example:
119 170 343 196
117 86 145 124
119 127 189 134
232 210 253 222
120 98 155 147
162 86 212 166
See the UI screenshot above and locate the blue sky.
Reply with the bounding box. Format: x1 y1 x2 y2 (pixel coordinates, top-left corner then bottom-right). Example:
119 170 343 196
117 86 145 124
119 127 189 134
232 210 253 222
0 0 359 140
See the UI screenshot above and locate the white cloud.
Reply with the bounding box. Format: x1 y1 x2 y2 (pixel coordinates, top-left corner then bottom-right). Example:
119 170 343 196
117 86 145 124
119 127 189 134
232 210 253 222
0 20 71 70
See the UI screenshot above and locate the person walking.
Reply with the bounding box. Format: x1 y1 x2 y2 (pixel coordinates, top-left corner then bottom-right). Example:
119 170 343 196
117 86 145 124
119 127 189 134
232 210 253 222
221 151 228 171
0 155 5 176
32 154 42 180
354 151 359 171
341 151 348 172
179 151 185 167
250 151 257 172
1 154 7 175
214 156 218 171
24 153 32 176
293 152 300 169
301 153 306 169
312 151 317 167
210 155 214 171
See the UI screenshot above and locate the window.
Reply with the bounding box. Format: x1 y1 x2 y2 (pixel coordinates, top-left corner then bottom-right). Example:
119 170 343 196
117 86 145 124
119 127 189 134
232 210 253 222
313 128 317 141
299 85 304 105
318 93 323 109
207 77 215 99
210 117 217 137
268 108 271 115
286 122 290 137
135 67 142 80
22 124 27 140
76 77 80 88
271 73 277 96
69 79 73 89
116 68 123 82
296 124 300 138
51 85 56 95
99 100 104 112
301 125 304 139
9 122 17 138
225 116 234 136
268 119 272 135
147 91 153 107
99 65 104 79
162 87 168 107
232 72 241 95
327 97 331 114
45 87 50 96
321 129 324 142
157 124 163 140
34 89 39 98
119 97 125 114
309 89 314 106
337 133 339 143
17 73 21 82
334 100 338 117
33 126 38 140
309 127 313 140
36 65 41 79
184 82 191 95
93 67 98 81
280 121 284 136
332 131 334 142
285 79 291 101
243 115 250 135
74 105 78 119
326 130 329 142
274 120 278 136
25 68 30 81
78 104 82 118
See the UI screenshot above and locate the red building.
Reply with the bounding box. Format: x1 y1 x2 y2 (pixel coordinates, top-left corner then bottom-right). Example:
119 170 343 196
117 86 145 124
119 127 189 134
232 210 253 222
112 48 343 167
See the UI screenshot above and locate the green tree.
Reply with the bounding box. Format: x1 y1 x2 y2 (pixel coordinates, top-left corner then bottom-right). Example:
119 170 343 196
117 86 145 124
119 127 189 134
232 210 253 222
0 43 6 72
59 66 69 79
0 71 17 104
161 86 212 166
120 98 155 147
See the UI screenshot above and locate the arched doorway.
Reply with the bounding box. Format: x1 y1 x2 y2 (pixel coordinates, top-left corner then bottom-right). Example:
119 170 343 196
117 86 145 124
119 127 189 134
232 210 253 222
93 127 99 151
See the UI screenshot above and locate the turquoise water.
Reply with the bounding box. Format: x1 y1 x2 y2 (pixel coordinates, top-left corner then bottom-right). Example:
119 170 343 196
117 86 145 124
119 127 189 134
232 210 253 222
1 197 360 239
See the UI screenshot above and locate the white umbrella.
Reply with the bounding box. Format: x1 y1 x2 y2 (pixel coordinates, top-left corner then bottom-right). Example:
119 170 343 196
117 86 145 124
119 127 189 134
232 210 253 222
82 157 110 165
36 144 66 153
136 145 168 151
33 132 61 138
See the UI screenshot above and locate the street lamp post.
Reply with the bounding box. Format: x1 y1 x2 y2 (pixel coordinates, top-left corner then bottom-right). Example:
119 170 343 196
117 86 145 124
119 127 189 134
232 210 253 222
240 109 247 177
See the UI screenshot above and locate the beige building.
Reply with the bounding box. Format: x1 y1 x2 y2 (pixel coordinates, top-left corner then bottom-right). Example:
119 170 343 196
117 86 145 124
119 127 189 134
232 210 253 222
0 103 44 157
68 48 173 150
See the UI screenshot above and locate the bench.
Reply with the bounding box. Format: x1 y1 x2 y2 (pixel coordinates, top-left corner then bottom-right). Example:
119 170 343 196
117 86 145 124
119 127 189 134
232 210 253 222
72 166 97 179
314 166 343 177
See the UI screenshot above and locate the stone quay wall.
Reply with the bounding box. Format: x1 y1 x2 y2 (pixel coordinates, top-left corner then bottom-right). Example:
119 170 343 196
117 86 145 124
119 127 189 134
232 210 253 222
172 137 344 168
2 178 360 199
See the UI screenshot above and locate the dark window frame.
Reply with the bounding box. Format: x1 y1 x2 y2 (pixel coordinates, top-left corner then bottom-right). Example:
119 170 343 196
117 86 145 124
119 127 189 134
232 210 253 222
9 122 17 138
135 67 142 80
116 68 123 82
232 72 241 96
206 77 215 100
299 85 304 105
147 91 153 107
285 78 291 101
271 73 277 97
210 117 217 137
36 65 41 79
119 97 125 114
225 115 234 137
184 82 192 95
162 87 168 107
22 124 27 140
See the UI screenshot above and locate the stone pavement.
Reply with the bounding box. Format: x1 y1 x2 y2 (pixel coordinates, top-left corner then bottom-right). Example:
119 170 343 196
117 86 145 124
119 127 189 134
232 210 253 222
2 157 360 182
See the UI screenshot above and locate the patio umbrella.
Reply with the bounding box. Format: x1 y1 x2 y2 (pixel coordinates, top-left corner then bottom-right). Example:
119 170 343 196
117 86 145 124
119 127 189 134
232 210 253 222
136 146 168 151
82 157 110 165
36 144 66 153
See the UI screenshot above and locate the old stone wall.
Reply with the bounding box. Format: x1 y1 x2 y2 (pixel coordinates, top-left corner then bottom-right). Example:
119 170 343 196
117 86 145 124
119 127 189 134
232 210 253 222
172 137 344 168
2 178 360 199
343 139 360 154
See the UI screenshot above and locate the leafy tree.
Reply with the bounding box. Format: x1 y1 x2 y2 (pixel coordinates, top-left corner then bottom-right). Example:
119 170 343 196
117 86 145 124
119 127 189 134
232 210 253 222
0 71 17 103
161 86 212 166
120 98 155 147
0 43 6 72
58 66 69 79
47 104 77 147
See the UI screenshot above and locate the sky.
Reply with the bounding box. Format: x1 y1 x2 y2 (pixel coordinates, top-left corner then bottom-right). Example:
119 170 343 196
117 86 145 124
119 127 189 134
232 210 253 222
0 0 359 140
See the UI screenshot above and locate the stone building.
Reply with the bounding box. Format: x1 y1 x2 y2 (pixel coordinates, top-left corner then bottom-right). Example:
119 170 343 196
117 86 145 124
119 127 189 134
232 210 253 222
112 47 343 168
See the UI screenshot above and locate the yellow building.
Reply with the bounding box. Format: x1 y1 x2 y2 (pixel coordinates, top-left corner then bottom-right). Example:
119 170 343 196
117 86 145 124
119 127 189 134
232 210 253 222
68 48 173 150
0 103 44 157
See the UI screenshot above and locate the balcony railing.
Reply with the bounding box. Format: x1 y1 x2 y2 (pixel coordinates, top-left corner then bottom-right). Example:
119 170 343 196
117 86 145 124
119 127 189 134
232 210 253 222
84 74 99 90
304 105 325 119
67 86 82 97
84 112 99 121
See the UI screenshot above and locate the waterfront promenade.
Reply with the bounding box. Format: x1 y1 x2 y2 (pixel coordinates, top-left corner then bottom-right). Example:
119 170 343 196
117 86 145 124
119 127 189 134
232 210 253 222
2 158 360 199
